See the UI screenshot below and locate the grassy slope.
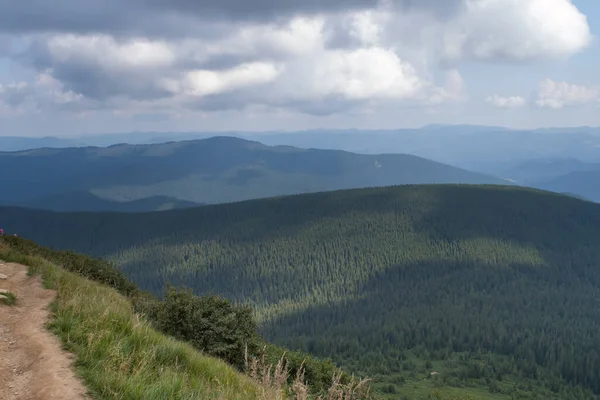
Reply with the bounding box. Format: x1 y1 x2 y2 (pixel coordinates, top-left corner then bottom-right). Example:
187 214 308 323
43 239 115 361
0 243 266 400
2 184 600 399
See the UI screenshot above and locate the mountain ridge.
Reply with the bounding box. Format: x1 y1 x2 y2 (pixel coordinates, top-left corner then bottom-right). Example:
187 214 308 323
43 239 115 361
0 136 508 209
19 191 202 212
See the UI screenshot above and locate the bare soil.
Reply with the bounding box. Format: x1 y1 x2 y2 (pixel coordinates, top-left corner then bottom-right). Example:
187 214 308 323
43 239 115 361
0 261 89 400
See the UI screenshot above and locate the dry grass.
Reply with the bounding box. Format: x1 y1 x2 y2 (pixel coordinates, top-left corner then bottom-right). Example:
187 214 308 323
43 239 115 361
245 346 372 400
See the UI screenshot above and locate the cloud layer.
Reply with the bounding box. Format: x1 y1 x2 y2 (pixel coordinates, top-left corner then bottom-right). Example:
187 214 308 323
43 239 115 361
0 0 594 120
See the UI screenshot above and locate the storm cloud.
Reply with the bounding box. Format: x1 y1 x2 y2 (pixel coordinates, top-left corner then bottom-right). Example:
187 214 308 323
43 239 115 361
0 0 469 36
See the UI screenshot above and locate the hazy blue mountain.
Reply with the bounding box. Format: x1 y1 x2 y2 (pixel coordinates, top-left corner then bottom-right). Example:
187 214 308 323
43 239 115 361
480 158 600 184
4 126 600 167
0 136 85 151
20 191 202 212
0 132 223 151
247 127 600 169
478 158 600 202
0 136 508 208
4 126 599 202
534 170 600 203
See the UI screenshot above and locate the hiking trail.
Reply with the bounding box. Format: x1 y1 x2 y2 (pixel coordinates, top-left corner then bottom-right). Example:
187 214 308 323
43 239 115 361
0 261 89 400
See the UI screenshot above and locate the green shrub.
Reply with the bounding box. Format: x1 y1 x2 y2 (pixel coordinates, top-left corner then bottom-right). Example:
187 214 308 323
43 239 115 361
154 285 260 369
0 235 360 395
1 236 137 296
0 290 17 305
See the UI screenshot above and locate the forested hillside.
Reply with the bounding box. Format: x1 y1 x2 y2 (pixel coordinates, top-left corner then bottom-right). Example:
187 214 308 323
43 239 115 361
0 136 506 210
2 184 600 399
0 236 371 399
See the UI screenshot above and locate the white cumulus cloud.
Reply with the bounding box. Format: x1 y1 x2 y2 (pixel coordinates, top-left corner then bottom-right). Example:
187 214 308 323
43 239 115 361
310 47 425 100
439 0 591 62
536 79 599 109
162 62 282 97
485 94 526 108
0 71 85 115
0 0 594 121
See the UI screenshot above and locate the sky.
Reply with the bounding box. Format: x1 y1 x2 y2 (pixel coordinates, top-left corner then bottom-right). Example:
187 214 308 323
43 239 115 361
0 0 599 136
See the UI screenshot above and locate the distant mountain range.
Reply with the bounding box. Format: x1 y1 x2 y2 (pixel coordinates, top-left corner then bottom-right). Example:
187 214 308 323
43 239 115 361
251 126 600 170
534 170 600 203
4 126 600 167
477 158 600 202
492 158 600 184
20 191 202 212
0 136 508 211
0 132 220 151
3 125 600 203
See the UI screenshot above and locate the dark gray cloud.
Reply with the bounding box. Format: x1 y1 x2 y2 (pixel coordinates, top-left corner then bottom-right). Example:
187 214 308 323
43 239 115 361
392 0 464 17
0 35 13 54
0 4 234 40
52 65 171 101
0 1 128 34
0 0 370 36
272 97 365 116
187 54 261 71
141 0 378 20
0 0 464 37
180 88 366 116
11 42 167 102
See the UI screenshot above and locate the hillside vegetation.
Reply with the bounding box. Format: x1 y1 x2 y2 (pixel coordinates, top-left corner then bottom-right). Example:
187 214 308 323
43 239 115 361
0 236 374 400
0 136 506 210
0 239 266 399
2 184 600 399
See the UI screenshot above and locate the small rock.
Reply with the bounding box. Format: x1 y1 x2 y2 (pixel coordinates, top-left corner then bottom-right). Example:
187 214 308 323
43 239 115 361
0 273 8 280
0 288 9 294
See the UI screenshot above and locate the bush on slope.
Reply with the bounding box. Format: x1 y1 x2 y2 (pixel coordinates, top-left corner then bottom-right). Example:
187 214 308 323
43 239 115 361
0 236 361 398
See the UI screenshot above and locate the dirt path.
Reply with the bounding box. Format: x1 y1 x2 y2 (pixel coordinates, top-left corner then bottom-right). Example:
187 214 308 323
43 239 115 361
0 261 89 400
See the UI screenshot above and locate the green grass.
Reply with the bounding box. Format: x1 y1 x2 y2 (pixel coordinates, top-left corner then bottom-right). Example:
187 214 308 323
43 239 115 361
0 290 17 305
0 236 353 397
369 353 570 400
0 249 268 400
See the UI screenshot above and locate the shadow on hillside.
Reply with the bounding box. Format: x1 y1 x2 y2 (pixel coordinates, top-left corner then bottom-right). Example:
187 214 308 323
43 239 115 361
259 256 600 394
2 184 600 265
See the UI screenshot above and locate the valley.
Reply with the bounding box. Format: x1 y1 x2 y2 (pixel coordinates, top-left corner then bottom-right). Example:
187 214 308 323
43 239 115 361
3 184 600 399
